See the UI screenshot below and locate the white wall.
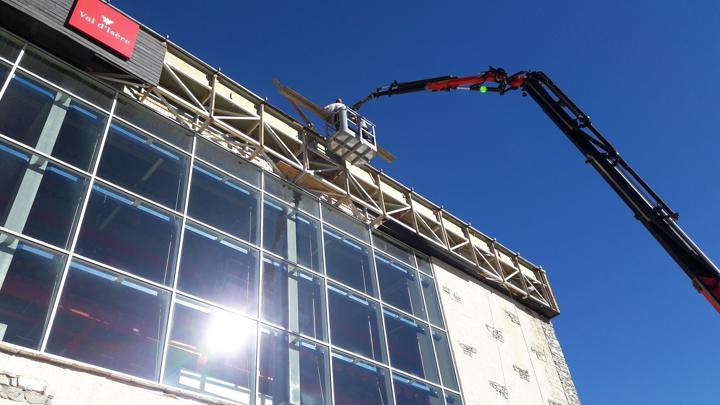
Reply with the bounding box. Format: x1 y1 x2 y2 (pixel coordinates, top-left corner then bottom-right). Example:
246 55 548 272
0 350 225 405
432 257 578 405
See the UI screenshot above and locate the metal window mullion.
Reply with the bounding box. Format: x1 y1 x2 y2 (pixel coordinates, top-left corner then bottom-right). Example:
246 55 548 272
318 208 336 405
250 168 269 405
158 133 196 383
39 94 118 353
0 44 25 103
416 261 446 392
368 231 397 405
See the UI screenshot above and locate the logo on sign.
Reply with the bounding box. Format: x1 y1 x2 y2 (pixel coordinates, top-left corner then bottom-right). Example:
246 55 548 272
67 0 139 59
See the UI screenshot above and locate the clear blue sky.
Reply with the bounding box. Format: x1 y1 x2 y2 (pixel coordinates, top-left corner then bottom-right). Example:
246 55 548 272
115 1 720 403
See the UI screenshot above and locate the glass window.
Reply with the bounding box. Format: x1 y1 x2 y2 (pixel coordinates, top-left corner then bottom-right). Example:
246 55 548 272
432 328 459 391
0 32 21 62
46 261 170 380
0 73 108 170
321 204 369 243
177 222 258 314
187 163 259 245
420 274 444 328
0 233 64 349
392 374 444 405
196 137 259 186
327 283 386 362
261 258 326 341
75 185 180 285
19 47 115 110
0 62 10 86
444 390 463 405
323 229 376 296
417 254 433 276
331 352 393 405
384 309 439 383
376 254 426 319
113 96 192 151
0 142 89 248
163 298 256 403
97 123 189 211
264 197 322 271
373 232 415 268
258 327 330 405
264 173 318 216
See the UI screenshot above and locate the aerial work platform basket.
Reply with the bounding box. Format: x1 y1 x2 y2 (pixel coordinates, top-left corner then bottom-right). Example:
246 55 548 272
326 107 377 166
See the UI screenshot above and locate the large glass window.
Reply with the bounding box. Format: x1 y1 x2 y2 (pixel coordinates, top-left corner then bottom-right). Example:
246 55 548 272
0 142 89 248
264 174 318 216
75 185 180 285
324 229 376 296
376 254 426 319
373 232 415 268
263 197 322 271
392 374 444 405
328 283 386 362
444 390 463 405
176 222 258 315
384 309 439 383
187 163 259 245
46 261 170 380
416 254 433 276
0 73 108 170
420 274 444 328
321 204 369 243
19 47 115 110
196 137 259 186
432 328 459 391
163 298 256 403
97 123 189 211
331 352 393 405
261 258 326 341
0 33 21 62
113 96 192 151
0 233 64 349
0 63 10 87
258 327 330 405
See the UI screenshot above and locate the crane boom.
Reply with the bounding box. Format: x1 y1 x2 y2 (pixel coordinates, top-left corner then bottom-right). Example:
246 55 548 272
353 68 720 313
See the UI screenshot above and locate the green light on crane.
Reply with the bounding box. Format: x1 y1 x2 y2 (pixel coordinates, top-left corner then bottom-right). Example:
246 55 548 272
479 85 488 93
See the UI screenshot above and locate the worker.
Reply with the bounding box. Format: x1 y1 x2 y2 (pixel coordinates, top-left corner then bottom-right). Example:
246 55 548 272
324 98 346 130
323 98 346 114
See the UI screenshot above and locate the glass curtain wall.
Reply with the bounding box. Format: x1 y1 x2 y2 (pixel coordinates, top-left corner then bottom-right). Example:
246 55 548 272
0 30 463 405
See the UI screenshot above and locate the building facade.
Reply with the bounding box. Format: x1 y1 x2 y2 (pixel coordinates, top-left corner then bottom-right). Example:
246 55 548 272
0 1 579 404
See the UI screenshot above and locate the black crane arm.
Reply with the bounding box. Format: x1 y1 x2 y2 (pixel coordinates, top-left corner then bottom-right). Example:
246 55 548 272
353 69 720 313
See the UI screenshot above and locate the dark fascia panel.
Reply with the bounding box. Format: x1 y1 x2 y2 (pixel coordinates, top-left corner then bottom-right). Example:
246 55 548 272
0 0 164 85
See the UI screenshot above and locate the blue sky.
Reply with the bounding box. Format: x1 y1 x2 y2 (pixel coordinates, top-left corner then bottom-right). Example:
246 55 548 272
115 1 720 403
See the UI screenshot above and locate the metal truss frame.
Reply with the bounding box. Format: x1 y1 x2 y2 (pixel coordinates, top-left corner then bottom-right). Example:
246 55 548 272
95 42 559 317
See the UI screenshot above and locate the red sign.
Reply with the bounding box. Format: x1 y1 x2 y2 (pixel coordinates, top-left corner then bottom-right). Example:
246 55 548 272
67 0 139 59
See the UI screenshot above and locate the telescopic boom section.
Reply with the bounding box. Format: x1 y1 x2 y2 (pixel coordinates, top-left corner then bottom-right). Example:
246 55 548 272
354 68 720 313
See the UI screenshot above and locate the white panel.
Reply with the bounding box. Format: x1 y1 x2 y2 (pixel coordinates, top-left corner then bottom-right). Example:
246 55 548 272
432 257 509 405
487 292 544 404
516 307 569 405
